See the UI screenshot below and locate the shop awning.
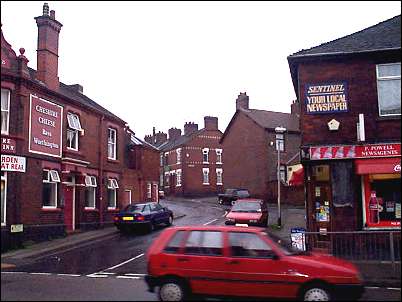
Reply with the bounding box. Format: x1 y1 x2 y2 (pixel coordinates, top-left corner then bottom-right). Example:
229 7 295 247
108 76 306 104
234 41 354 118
288 167 304 186
355 158 401 174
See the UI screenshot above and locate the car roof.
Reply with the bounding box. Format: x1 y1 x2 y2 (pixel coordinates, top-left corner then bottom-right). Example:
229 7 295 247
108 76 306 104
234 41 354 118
235 198 263 203
167 225 265 232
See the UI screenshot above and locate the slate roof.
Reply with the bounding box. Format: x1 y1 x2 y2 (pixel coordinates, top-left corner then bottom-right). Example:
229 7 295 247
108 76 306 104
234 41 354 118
220 108 299 143
288 15 400 58
158 128 207 152
27 67 125 123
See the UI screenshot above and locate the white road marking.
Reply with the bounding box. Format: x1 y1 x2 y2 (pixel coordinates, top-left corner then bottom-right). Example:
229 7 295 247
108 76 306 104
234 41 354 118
1 271 26 274
365 287 380 289
386 288 401 291
116 276 141 279
103 253 144 271
95 272 116 275
56 274 81 277
204 219 218 225
86 273 108 278
30 272 52 275
124 273 146 276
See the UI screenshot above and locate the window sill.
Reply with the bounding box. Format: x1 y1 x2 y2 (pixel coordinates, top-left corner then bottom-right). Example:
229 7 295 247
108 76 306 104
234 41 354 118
107 208 119 212
203 183 210 185
107 158 120 164
203 162 209 164
216 162 223 165
176 185 182 187
41 207 62 212
217 183 223 185
84 208 99 212
376 115 401 121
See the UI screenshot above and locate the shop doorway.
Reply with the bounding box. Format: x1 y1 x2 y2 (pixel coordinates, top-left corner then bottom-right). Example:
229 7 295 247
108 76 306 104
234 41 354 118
63 176 76 232
311 165 332 247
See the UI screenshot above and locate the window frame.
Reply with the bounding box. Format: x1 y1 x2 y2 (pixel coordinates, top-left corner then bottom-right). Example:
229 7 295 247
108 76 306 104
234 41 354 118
276 133 285 152
176 169 182 187
67 112 82 131
216 168 223 185
42 169 60 208
216 149 222 164
202 148 209 164
376 63 401 117
1 88 10 135
202 168 210 185
147 182 152 199
107 128 117 160
85 175 97 209
176 148 181 164
66 128 79 151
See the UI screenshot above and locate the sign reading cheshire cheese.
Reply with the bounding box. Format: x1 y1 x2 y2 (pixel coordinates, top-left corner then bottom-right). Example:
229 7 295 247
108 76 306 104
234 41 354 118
29 94 63 157
305 82 348 114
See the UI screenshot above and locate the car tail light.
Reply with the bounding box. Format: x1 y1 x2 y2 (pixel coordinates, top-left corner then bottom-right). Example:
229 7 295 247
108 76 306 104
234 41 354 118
113 216 119 221
136 215 145 221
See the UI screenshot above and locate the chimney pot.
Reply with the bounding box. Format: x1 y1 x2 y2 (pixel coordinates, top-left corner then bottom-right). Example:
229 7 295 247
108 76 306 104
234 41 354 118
43 3 49 16
50 10 55 19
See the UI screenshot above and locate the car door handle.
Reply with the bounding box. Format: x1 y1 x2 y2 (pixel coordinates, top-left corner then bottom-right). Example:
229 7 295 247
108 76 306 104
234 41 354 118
226 259 240 264
177 257 189 262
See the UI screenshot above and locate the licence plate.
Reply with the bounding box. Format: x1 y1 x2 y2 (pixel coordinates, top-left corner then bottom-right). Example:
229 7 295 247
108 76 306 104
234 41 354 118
235 223 249 227
122 217 134 221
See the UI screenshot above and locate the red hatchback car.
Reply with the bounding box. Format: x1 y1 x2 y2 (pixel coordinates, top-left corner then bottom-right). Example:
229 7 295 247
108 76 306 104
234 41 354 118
225 198 268 227
145 225 364 301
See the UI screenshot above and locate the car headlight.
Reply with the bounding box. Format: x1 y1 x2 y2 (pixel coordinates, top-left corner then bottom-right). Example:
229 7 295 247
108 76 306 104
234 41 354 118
227 218 234 222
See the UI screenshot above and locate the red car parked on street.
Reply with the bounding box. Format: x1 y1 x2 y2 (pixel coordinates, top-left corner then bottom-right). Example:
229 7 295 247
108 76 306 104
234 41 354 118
145 225 364 301
225 198 268 227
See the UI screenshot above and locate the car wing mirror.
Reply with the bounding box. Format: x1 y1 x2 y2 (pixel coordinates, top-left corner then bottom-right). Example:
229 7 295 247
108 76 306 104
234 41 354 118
272 254 280 260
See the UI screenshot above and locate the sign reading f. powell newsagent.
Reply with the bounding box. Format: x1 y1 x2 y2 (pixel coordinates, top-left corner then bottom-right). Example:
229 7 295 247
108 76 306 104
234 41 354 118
29 94 63 157
305 82 348 114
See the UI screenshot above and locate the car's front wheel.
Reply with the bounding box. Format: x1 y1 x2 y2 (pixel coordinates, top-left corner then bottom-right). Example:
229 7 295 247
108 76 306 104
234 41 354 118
159 278 188 301
302 285 331 301
166 215 173 226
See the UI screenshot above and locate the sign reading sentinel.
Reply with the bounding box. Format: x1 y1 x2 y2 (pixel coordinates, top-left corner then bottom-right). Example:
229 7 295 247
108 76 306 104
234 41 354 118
305 82 348 114
29 94 63 157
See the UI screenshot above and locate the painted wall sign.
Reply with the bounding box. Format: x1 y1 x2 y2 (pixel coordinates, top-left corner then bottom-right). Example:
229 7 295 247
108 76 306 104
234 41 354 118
1 137 16 154
29 94 63 157
310 143 401 160
1 155 26 172
305 82 348 114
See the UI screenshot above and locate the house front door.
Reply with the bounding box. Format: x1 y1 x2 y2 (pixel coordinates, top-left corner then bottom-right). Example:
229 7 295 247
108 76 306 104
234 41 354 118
63 176 75 232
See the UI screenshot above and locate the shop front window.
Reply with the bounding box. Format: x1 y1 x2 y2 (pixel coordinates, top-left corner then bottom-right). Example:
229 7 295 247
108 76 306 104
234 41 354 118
365 174 401 228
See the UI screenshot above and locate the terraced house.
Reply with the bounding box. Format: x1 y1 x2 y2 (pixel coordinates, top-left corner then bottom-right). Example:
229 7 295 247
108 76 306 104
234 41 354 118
1 4 159 251
145 116 224 197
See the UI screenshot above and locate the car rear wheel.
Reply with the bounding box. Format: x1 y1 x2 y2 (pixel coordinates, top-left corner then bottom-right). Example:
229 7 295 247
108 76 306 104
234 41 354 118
148 221 155 233
159 279 187 301
302 286 331 301
166 215 173 226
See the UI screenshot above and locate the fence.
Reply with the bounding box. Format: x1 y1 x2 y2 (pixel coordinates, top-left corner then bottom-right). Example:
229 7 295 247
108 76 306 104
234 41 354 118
301 231 401 276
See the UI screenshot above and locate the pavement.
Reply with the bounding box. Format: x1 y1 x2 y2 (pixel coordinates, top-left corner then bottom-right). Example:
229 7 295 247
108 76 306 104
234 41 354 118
1 197 400 289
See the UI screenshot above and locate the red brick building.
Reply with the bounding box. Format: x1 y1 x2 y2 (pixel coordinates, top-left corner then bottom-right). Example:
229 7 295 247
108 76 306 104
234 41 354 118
220 92 303 205
145 116 224 197
287 15 401 234
1 4 159 251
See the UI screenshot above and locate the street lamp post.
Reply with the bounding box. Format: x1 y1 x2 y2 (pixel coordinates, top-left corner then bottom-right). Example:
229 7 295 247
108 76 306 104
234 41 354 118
275 126 286 228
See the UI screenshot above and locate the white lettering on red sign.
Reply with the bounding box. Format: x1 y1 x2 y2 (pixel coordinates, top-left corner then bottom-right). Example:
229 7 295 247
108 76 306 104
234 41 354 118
394 164 401 172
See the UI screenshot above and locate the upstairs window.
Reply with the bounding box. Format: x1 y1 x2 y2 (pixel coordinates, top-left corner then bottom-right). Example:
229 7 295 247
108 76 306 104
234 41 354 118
377 63 401 116
67 112 82 131
108 128 117 160
1 89 10 135
202 148 209 163
42 169 60 208
147 182 152 199
85 175 97 209
216 149 222 164
216 168 223 185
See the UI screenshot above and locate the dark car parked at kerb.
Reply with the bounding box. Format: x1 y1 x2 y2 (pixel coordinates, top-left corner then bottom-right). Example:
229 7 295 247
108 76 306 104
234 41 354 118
114 202 173 233
218 188 250 205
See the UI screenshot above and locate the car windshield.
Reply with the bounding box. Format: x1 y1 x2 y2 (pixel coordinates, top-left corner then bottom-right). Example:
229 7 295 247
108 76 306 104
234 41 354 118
225 189 236 194
231 201 261 212
263 232 309 256
123 204 146 213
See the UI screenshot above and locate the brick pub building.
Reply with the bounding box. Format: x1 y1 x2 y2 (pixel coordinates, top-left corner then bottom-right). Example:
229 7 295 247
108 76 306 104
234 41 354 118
220 92 304 205
1 4 159 251
287 15 401 237
145 116 224 197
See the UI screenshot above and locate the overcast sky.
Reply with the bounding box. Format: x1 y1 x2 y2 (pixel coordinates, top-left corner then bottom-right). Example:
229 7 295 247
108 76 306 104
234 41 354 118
1 1 400 139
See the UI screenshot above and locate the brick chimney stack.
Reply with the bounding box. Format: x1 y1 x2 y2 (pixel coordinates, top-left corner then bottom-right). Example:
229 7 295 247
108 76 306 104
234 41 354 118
291 99 300 117
155 131 168 145
204 116 218 131
35 3 63 91
168 128 182 141
184 122 199 136
236 92 249 110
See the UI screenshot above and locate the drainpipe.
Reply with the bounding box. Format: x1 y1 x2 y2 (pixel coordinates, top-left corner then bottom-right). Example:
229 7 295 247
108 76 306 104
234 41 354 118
98 114 105 227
